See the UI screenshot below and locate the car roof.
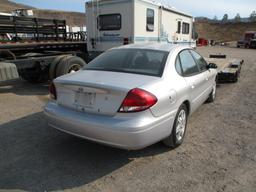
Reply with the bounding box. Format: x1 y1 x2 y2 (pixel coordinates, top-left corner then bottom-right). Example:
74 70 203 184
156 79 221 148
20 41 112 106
113 43 191 52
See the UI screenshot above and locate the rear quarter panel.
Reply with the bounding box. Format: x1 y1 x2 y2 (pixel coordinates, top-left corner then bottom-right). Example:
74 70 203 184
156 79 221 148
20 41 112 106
140 48 191 117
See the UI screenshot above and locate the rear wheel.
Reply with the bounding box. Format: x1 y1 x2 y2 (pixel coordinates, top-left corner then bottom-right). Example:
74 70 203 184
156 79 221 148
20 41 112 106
163 104 188 148
55 56 86 77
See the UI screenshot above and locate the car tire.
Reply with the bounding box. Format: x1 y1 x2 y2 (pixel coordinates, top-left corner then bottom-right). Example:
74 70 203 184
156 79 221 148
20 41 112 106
163 104 188 148
206 83 216 103
55 56 86 78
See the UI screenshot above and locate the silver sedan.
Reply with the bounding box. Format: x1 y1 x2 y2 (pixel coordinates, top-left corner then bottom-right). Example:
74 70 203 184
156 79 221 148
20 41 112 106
44 43 218 150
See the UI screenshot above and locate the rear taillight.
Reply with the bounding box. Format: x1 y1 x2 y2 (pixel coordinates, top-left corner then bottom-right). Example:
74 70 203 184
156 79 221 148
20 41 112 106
49 82 57 100
118 88 157 113
123 37 129 45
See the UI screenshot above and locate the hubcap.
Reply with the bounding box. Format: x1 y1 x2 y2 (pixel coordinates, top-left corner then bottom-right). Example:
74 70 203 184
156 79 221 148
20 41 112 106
176 109 186 141
68 64 81 73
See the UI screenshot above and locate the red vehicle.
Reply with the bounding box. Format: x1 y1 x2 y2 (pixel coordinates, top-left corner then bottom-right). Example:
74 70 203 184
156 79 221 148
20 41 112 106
197 38 208 46
237 31 256 48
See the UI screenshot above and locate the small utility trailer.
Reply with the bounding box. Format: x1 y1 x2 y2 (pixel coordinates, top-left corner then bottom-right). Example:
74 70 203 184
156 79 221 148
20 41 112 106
0 15 87 83
206 55 244 83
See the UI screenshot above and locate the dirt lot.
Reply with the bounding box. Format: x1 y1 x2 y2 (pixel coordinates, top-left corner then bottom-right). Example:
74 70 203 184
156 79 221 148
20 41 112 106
0 47 255 192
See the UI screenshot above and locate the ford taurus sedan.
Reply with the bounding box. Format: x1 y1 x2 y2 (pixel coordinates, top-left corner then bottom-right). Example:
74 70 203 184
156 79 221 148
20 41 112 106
44 43 218 150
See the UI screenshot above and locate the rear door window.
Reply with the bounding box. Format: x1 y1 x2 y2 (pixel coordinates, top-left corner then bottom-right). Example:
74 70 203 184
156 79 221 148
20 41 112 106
178 50 200 76
175 57 183 75
189 50 208 72
98 14 121 31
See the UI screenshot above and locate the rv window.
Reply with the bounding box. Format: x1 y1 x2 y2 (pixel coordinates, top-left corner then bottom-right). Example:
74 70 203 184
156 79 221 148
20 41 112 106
98 14 121 31
177 21 181 34
182 22 190 34
146 9 154 31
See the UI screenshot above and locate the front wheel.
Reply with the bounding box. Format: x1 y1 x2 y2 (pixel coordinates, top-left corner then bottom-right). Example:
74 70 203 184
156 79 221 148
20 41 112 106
163 104 188 148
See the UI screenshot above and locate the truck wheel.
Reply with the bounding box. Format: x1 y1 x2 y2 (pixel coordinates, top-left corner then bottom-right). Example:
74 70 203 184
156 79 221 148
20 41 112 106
162 104 188 149
49 55 68 81
55 56 86 77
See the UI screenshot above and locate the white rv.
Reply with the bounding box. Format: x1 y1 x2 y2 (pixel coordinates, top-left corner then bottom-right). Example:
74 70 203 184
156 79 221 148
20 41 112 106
86 0 197 55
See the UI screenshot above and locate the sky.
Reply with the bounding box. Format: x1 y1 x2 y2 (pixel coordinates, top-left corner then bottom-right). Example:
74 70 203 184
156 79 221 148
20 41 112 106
12 0 256 19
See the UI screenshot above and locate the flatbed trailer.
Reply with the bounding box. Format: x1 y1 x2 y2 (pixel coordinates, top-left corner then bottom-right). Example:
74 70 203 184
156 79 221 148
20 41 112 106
0 15 88 83
206 55 244 83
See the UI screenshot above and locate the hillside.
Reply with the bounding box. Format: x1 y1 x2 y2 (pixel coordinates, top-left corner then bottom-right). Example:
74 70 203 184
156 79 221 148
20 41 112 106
195 21 256 42
0 0 85 26
0 0 34 12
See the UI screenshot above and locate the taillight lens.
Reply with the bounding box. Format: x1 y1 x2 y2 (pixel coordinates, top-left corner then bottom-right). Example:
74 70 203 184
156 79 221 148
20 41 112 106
118 88 157 113
49 82 57 100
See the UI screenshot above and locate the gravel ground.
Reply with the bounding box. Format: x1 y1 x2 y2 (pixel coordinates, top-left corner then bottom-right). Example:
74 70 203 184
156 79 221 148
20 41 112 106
0 47 255 192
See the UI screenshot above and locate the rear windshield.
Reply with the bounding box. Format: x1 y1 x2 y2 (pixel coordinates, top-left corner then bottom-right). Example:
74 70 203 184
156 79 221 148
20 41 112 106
84 49 169 77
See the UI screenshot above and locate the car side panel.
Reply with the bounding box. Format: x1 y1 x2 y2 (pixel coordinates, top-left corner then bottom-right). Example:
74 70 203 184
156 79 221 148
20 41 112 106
184 72 208 113
204 69 217 93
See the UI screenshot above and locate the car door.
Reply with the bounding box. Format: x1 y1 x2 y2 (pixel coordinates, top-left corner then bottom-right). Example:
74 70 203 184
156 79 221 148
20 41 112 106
189 50 214 99
177 50 207 113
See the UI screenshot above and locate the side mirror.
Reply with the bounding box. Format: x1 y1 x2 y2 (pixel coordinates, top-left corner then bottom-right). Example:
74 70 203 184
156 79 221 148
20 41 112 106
207 63 218 69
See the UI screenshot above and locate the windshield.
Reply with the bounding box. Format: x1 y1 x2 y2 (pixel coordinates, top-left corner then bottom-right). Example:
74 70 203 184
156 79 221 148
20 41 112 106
84 49 169 77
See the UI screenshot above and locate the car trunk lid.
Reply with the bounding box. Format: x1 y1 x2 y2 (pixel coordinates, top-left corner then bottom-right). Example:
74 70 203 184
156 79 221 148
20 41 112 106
54 70 159 116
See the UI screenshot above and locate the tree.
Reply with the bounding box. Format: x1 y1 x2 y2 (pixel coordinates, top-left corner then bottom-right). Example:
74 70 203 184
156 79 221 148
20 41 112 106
234 13 241 22
222 14 228 23
250 11 256 22
213 15 218 21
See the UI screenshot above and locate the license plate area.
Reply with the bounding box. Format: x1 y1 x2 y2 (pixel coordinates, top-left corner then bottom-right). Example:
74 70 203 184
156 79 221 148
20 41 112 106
74 91 96 109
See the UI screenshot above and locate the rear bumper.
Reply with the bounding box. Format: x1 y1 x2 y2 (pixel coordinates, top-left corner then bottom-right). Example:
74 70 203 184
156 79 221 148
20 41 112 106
44 102 176 150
